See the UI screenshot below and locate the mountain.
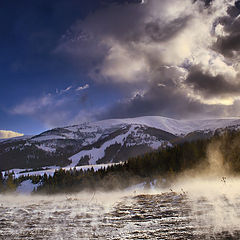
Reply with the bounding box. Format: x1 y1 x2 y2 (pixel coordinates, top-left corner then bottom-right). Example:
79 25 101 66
1 116 240 171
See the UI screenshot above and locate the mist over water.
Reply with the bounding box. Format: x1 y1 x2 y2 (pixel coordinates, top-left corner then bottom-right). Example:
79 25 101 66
172 140 240 236
1 142 240 239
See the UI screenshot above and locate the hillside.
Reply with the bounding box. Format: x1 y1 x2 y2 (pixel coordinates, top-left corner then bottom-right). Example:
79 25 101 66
1 116 240 171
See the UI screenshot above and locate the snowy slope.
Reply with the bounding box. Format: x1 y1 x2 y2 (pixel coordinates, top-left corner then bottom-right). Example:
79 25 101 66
3 163 118 179
16 180 39 194
69 126 135 166
1 115 240 170
91 116 240 136
0 135 32 143
68 124 169 166
67 116 240 168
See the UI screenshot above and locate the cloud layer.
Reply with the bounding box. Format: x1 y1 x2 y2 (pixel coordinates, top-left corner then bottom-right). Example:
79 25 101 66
11 0 240 127
54 0 240 120
11 84 94 128
0 130 24 139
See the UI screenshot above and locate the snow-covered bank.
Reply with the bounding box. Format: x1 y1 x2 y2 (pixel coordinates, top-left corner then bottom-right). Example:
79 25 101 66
2 162 120 178
16 180 40 194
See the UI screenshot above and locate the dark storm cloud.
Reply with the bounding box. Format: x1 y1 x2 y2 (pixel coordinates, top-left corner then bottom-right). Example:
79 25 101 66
235 0 240 10
213 4 240 57
193 0 214 7
55 0 240 122
215 33 240 57
186 66 240 97
99 84 223 120
55 1 149 73
9 0 240 133
96 65 214 119
145 17 190 42
227 4 240 18
99 60 240 120
100 0 143 4
57 0 191 67
203 0 214 6
65 3 148 42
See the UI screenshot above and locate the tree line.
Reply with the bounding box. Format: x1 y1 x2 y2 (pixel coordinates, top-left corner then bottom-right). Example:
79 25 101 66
1 129 240 194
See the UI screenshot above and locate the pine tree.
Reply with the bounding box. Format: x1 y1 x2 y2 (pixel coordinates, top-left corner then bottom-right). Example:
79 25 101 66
0 172 3 192
6 173 16 191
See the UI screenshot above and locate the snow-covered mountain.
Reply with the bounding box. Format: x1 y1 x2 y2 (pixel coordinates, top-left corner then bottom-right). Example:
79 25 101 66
1 116 240 171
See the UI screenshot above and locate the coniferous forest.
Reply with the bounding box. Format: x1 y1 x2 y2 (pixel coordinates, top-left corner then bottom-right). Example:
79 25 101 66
1 129 240 194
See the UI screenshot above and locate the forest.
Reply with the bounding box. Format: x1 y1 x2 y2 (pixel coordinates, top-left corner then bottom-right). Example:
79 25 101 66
1 129 240 194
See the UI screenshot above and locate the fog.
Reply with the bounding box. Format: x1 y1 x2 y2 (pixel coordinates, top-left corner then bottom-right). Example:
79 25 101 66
171 140 240 235
1 142 240 239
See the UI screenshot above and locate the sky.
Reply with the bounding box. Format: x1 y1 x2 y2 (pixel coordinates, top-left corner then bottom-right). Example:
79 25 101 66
1 0 240 137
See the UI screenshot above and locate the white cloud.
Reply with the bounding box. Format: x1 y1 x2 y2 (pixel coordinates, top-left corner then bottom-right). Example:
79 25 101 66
76 84 89 91
60 86 72 94
57 0 239 102
11 95 54 115
12 0 240 122
94 41 149 83
11 89 93 128
0 130 24 139
11 94 72 127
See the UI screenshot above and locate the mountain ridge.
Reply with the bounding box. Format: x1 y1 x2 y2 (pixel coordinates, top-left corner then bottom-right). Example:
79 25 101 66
1 115 240 171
